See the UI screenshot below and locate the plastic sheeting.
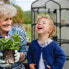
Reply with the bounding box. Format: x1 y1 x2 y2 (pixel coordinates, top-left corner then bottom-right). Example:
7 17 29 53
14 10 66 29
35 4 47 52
32 0 69 9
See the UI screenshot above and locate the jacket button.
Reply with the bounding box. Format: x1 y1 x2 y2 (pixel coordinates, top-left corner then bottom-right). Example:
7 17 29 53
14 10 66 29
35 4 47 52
43 60 45 62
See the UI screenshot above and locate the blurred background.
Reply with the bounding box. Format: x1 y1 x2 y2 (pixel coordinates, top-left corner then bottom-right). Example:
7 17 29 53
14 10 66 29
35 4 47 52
0 0 69 69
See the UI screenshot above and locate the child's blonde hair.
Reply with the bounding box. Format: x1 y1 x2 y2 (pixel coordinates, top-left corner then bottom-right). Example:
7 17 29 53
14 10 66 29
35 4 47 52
0 1 17 19
35 15 56 38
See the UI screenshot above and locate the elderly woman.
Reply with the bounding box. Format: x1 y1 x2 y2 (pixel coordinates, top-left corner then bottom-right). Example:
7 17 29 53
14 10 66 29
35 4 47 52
0 1 27 69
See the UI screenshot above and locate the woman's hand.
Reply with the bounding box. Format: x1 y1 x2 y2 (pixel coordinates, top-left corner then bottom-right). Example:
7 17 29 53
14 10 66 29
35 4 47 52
29 64 36 69
47 65 51 69
0 52 11 67
14 50 20 62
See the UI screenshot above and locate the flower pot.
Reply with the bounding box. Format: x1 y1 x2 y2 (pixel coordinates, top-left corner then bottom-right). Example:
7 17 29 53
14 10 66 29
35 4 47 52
3 49 15 64
61 20 65 25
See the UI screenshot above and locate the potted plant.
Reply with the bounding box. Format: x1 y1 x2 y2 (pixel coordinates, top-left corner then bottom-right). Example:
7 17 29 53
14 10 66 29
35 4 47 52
0 33 21 64
61 20 66 25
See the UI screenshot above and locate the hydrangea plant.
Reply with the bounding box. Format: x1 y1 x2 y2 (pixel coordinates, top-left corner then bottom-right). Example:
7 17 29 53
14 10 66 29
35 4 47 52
0 33 21 51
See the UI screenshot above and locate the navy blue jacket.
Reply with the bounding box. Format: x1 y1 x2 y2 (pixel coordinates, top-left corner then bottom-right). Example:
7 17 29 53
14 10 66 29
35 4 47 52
27 40 66 69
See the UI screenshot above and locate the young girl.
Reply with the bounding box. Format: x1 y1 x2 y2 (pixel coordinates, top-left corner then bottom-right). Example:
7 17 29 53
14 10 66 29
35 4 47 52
27 15 66 69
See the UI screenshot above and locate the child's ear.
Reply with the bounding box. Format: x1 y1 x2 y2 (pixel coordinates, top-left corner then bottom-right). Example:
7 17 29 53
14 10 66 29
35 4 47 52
49 28 52 33
48 30 52 35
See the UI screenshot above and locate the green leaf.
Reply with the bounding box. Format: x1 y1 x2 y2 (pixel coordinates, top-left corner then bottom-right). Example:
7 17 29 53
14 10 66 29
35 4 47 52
0 33 21 51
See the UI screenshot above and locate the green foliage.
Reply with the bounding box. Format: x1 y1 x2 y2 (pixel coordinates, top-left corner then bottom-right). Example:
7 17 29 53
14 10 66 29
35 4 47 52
22 24 31 41
23 11 31 24
13 4 24 24
13 4 31 24
0 33 21 51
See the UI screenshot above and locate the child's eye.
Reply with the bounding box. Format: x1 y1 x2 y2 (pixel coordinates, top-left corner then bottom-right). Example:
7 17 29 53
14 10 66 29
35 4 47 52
43 22 46 24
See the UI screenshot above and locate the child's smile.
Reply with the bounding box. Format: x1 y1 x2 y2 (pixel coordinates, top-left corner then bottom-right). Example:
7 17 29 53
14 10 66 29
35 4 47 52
37 26 43 30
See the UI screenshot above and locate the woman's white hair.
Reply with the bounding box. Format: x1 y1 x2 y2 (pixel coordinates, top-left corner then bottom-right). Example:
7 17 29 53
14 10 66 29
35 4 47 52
0 1 17 19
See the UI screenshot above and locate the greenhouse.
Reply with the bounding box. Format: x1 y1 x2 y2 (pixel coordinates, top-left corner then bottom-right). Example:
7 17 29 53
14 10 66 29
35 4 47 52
0 0 69 69
31 0 69 69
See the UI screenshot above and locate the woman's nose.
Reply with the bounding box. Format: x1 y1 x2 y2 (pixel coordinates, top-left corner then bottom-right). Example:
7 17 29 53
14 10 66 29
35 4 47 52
7 20 12 24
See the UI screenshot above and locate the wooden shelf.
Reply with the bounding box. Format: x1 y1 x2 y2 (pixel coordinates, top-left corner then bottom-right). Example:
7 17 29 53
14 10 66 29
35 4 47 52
57 39 69 44
54 23 69 27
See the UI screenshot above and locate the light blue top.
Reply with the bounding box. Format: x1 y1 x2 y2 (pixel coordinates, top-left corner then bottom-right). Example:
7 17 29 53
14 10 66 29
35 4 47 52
0 27 27 69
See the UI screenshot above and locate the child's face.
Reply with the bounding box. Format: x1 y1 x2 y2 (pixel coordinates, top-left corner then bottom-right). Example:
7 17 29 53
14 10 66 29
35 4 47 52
35 18 51 35
0 18 12 32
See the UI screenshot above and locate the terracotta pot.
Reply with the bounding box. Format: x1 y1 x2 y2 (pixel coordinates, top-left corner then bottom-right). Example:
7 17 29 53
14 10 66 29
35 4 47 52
61 20 65 25
3 49 15 64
